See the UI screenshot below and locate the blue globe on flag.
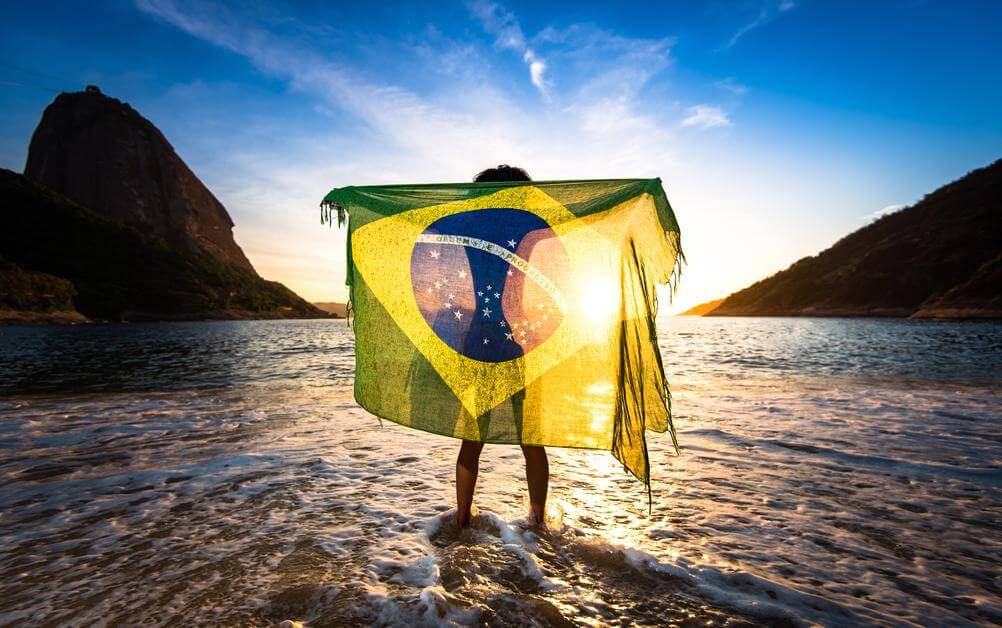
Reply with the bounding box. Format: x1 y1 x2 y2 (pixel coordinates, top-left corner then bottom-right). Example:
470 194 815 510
410 208 568 362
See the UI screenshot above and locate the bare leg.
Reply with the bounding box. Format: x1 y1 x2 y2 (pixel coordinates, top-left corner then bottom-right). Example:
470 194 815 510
521 445 549 524
456 440 485 527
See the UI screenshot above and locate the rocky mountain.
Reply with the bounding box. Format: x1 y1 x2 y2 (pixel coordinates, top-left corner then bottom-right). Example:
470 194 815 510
25 86 252 269
709 159 1002 318
1 88 326 322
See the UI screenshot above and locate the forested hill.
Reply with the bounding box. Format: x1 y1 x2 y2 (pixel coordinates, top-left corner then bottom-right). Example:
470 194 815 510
709 159 1002 318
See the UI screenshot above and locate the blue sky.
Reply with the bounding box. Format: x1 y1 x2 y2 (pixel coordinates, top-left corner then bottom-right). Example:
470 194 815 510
1 0 1000 311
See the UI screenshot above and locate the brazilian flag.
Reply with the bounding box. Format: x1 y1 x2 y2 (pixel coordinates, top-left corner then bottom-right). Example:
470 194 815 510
321 179 683 496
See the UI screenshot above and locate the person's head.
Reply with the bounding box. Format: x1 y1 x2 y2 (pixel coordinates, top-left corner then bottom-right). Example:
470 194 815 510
473 164 531 183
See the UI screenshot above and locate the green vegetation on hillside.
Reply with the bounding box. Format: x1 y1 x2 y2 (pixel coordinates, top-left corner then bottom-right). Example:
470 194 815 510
0 169 325 321
914 253 1002 317
0 256 76 312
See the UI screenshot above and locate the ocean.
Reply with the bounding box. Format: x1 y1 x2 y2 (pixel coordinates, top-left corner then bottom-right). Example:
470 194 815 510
0 317 999 626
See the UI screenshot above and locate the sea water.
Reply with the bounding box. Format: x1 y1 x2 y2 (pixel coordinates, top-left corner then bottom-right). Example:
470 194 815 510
0 318 999 626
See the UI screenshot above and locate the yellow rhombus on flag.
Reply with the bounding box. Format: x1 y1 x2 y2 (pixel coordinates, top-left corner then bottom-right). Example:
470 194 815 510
321 178 683 498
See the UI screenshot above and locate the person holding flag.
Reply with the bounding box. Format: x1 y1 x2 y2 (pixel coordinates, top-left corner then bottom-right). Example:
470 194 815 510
321 163 682 524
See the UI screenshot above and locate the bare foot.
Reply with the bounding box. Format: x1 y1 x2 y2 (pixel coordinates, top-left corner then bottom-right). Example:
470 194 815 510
455 504 479 529
525 509 546 529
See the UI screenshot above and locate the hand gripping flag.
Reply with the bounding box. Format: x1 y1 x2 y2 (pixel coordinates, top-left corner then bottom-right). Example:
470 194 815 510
321 179 683 500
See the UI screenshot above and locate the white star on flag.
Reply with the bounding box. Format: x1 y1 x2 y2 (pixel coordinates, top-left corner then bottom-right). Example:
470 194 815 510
483 338 490 345
505 333 514 341
482 307 492 318
458 270 467 279
430 250 440 259
454 310 463 320
507 239 517 248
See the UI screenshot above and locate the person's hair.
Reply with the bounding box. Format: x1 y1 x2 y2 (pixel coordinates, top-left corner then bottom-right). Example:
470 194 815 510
473 164 531 182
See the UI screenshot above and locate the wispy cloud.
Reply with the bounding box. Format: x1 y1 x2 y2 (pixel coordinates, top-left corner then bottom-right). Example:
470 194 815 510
681 105 732 129
523 50 549 92
135 0 688 175
534 23 674 99
467 0 550 95
727 1 796 48
715 77 748 96
133 0 698 301
861 203 905 223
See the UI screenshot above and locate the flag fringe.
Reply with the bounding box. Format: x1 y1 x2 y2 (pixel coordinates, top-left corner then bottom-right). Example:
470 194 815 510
320 200 347 227
320 199 352 326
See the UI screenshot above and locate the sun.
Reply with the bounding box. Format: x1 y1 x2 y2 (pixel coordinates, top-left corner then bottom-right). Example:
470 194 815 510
578 276 620 325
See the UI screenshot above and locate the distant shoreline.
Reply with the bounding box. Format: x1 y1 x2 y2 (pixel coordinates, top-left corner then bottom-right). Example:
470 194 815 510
677 300 1002 320
0 309 88 325
0 309 338 326
700 309 1002 320
5 310 999 326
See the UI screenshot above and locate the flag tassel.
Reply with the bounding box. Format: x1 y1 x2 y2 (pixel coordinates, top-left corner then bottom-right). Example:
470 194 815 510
320 200 347 227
